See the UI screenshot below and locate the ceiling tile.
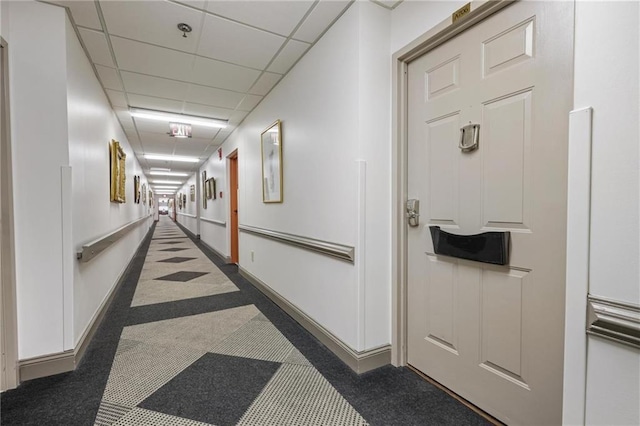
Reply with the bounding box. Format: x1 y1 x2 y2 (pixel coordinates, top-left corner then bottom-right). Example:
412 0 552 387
95 65 124 91
206 1 314 37
267 39 310 74
105 89 128 108
127 94 184 114
371 0 403 10
121 72 188 101
293 0 351 43
191 56 261 93
114 108 136 128
172 0 207 10
78 28 115 68
228 110 249 125
236 94 262 112
100 1 203 54
248 72 282 96
134 119 172 136
183 103 234 120
184 84 245 110
198 15 286 70
111 36 194 82
52 1 102 30
138 131 176 152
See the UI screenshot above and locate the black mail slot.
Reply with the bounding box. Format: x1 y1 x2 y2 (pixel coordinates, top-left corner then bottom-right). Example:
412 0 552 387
429 226 510 265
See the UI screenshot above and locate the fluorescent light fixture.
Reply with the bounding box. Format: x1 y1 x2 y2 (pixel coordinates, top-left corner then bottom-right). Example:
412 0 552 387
156 191 176 194
153 180 182 185
130 108 227 129
149 171 189 177
152 186 179 189
150 167 171 172
144 154 199 163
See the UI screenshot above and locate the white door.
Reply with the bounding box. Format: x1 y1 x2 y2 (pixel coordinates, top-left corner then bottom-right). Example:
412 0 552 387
407 2 573 424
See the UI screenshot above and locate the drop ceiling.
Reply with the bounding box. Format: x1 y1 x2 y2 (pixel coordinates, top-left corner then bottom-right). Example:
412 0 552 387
47 0 360 184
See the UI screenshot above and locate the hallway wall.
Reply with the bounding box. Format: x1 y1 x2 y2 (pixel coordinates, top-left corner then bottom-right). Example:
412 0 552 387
199 148 229 257
4 1 151 360
573 2 639 425
206 2 391 351
66 16 152 348
176 174 198 236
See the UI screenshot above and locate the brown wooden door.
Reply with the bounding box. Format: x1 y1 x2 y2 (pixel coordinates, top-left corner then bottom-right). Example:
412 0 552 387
229 151 239 263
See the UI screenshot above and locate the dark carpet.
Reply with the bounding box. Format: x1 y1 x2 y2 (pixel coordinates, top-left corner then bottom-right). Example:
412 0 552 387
1 219 491 426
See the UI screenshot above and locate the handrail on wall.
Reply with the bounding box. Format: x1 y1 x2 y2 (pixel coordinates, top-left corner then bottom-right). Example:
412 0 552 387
76 215 150 263
239 224 355 263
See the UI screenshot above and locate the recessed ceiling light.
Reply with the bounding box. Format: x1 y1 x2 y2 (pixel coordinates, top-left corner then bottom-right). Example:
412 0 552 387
150 167 171 172
149 171 189 177
130 108 227 129
144 154 199 163
152 180 183 184
152 186 180 189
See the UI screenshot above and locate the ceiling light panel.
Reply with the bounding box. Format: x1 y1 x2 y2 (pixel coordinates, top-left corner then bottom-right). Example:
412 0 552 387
145 154 199 163
149 171 189 176
131 108 228 129
152 180 184 184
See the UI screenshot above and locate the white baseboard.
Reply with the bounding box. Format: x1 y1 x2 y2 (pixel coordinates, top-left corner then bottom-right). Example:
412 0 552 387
19 225 154 382
239 267 391 374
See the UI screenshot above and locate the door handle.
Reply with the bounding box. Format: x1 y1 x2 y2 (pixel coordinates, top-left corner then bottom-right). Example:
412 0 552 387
459 123 480 152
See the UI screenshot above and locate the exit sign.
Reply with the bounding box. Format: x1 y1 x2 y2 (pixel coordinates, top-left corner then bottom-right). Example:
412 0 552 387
169 122 192 138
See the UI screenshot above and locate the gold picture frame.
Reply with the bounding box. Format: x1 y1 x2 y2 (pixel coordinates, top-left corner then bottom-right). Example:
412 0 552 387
110 140 126 203
202 171 207 209
133 175 141 204
190 185 195 202
261 120 283 203
141 183 147 204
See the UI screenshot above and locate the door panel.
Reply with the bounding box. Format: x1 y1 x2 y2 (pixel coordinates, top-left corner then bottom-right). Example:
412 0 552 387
407 2 573 424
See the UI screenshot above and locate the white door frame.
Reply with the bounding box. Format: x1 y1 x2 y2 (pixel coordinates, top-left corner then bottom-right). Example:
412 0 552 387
391 0 514 368
0 36 19 391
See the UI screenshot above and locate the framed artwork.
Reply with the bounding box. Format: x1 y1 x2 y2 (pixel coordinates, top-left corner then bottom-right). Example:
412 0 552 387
149 190 153 207
141 183 147 204
210 178 217 200
183 193 187 206
261 120 283 203
202 171 207 209
178 192 183 209
133 176 141 204
109 140 126 203
190 185 195 202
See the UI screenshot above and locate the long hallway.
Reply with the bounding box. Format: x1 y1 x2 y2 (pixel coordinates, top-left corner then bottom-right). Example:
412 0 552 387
1 217 490 425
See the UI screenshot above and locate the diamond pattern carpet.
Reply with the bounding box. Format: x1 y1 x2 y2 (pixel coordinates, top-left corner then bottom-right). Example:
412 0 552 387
0 217 491 426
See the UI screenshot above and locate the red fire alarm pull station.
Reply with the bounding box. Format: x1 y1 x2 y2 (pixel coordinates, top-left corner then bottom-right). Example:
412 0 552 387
219 192 223 198
218 148 222 160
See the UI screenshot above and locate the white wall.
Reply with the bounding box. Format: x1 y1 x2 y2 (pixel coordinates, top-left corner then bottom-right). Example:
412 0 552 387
390 0 465 53
176 174 198 235
8 1 70 359
573 2 640 425
213 2 397 351
7 1 152 359
66 15 152 347
199 149 229 257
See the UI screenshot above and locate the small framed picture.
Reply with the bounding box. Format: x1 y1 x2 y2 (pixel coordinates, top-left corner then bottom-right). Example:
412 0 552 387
261 120 283 203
